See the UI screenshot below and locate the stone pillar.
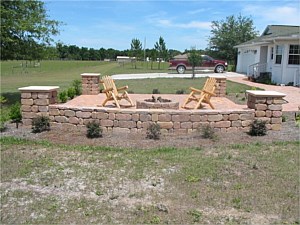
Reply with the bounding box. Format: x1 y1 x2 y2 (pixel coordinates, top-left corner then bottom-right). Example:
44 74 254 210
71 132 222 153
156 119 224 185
246 90 286 130
81 73 100 95
212 76 226 97
18 86 59 126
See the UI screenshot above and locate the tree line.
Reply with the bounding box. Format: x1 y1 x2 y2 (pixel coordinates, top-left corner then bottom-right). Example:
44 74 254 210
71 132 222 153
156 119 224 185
1 0 258 66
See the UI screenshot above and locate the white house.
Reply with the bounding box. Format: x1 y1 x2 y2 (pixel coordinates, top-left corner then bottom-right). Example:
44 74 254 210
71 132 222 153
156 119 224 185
235 25 300 86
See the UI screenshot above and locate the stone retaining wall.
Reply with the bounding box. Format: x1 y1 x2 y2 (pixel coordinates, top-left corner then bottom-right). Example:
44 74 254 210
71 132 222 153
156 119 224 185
19 84 287 133
49 106 255 133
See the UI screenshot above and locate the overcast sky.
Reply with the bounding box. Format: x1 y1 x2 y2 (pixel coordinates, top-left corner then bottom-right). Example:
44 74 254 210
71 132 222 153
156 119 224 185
43 0 300 51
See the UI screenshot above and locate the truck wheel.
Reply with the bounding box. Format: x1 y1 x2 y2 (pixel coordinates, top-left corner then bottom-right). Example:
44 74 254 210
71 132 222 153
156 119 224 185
215 65 225 73
177 65 186 74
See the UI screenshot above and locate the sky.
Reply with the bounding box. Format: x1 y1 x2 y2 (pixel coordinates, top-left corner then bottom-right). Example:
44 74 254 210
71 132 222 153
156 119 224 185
43 0 300 52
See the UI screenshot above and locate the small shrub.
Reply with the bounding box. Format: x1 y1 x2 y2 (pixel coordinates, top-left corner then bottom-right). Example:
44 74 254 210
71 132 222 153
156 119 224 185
0 108 9 132
282 114 287 122
0 96 7 104
199 124 215 139
295 113 300 127
0 114 7 132
67 87 76 99
176 89 185 94
248 119 267 136
188 209 202 222
146 123 161 140
72 79 82 96
58 90 68 103
9 102 22 128
152 89 160 94
32 115 50 133
86 120 103 138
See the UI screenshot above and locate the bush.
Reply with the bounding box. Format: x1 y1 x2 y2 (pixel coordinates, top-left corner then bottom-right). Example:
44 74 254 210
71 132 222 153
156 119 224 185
295 113 300 127
58 90 68 103
0 110 8 132
9 102 22 128
32 115 50 133
248 120 267 136
152 89 160 94
72 79 82 96
67 87 76 99
86 120 103 138
0 96 7 104
176 89 185 94
199 124 216 139
146 123 161 140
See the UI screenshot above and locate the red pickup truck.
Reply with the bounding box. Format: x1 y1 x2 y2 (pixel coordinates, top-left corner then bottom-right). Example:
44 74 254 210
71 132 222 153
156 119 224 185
169 54 228 74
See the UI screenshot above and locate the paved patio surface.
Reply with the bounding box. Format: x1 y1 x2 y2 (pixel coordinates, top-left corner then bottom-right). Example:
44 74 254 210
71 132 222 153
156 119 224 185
63 94 248 111
64 72 299 112
227 76 300 111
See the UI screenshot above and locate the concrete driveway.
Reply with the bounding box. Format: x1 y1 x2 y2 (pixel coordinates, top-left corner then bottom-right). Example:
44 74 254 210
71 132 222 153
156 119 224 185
111 72 244 80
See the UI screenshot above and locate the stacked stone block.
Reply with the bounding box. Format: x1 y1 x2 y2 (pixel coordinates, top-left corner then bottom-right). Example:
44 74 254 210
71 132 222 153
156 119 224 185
49 106 255 133
213 76 227 97
81 73 100 95
19 86 59 126
246 90 286 130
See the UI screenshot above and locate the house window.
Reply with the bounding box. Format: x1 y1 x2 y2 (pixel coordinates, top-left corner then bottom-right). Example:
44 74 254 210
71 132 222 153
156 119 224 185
275 45 283 64
288 45 300 65
271 47 274 60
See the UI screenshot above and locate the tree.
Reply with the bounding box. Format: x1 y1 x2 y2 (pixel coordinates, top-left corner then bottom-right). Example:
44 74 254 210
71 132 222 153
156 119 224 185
130 38 142 69
188 47 202 79
154 36 168 69
1 0 61 60
208 14 258 66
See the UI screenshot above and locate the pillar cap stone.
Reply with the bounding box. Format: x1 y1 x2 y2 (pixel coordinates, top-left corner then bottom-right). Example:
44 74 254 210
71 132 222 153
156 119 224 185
19 86 59 92
246 90 286 97
81 73 101 76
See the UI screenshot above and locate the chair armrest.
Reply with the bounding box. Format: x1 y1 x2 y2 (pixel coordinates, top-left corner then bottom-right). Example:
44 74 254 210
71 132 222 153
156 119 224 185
102 87 113 93
190 87 203 93
117 86 128 91
202 90 216 96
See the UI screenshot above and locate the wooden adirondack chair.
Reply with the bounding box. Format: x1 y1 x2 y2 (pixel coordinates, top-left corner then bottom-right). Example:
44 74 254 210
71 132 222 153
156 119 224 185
100 75 134 108
182 77 217 109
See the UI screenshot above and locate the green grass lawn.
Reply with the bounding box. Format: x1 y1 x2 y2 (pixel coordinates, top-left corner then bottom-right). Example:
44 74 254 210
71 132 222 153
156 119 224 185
1 137 299 224
0 60 169 93
1 60 253 102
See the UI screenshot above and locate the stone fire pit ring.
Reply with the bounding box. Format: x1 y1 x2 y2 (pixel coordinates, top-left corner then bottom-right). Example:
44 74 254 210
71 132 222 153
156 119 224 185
136 96 179 110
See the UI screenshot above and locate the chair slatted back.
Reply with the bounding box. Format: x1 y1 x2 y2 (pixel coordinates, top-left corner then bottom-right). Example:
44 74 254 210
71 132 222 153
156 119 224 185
203 77 217 95
102 75 118 96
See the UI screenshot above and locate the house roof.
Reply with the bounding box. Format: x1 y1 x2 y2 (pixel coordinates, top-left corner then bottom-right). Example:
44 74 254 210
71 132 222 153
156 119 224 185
234 25 300 48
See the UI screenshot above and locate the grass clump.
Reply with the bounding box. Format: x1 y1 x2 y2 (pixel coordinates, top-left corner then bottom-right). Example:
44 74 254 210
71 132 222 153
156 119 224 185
146 123 161 140
32 115 50 133
248 119 267 136
86 120 102 138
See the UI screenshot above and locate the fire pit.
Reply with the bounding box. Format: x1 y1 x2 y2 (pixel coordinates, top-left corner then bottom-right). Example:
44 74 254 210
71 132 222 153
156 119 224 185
136 95 179 109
